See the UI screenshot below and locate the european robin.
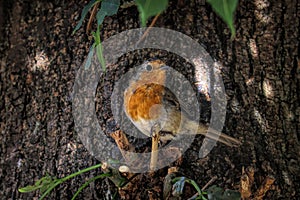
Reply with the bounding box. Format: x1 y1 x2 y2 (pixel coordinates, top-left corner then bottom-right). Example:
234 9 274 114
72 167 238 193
124 59 241 147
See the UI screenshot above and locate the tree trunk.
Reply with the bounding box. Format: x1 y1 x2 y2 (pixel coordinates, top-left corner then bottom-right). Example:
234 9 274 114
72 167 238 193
0 0 299 199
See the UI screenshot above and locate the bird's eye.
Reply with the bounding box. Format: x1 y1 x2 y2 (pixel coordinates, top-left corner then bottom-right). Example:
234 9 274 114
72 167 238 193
145 64 153 71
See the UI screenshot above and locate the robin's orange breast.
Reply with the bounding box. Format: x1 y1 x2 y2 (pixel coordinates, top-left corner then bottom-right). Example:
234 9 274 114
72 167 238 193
126 83 165 121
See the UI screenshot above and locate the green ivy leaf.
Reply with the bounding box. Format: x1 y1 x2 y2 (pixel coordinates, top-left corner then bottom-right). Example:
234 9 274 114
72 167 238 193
96 0 120 26
207 0 238 38
135 0 168 27
73 0 98 34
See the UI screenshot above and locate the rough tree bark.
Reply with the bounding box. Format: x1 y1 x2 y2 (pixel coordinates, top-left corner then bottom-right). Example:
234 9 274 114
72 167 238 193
0 0 299 199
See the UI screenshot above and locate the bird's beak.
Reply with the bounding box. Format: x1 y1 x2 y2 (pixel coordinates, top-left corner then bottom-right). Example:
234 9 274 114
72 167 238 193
159 65 170 70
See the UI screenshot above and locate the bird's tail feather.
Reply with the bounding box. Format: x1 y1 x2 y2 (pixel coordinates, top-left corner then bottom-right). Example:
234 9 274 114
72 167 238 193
186 120 241 147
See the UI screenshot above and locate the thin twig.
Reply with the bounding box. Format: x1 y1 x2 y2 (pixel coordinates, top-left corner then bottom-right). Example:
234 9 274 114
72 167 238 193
136 13 161 45
202 175 218 191
110 130 136 163
86 1 100 34
188 176 217 200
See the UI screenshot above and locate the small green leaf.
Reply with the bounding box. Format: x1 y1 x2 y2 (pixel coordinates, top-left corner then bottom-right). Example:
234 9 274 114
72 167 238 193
135 0 168 27
92 26 106 71
19 185 38 193
73 0 98 34
18 174 54 193
172 177 207 199
85 45 95 70
96 42 106 71
207 0 238 38
18 164 103 200
96 0 120 26
186 179 204 198
172 177 185 196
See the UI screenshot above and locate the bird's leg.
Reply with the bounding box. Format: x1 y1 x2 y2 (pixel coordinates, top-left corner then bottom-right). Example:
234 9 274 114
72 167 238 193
150 123 161 172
